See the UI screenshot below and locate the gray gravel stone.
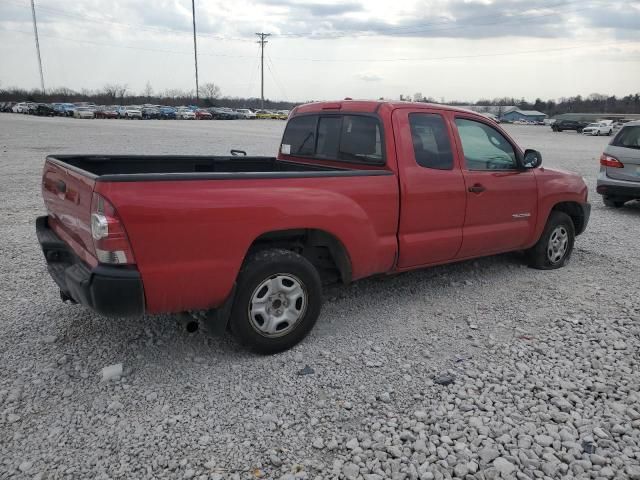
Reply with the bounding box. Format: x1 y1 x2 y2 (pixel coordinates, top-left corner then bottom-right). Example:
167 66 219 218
0 118 637 480
493 457 515 476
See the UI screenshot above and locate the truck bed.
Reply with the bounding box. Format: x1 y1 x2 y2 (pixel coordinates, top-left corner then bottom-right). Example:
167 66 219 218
46 154 379 182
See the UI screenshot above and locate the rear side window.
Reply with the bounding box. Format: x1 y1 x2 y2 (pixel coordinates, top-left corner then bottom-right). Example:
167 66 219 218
339 116 383 163
281 115 316 156
281 114 384 164
409 113 453 170
612 126 640 149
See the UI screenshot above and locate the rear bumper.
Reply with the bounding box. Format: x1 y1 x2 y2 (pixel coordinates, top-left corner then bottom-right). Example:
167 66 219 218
597 184 640 198
36 216 145 317
597 171 640 199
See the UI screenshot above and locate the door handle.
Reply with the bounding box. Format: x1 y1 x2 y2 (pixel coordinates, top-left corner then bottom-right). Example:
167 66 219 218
468 184 486 194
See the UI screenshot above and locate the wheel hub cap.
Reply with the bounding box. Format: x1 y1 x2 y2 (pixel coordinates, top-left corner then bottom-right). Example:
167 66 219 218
547 226 569 264
248 274 307 338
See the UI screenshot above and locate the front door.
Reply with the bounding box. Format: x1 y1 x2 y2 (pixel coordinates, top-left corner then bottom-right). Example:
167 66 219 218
394 109 467 267
452 116 538 259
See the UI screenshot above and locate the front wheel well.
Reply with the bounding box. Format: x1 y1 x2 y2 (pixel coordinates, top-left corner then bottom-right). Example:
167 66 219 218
551 202 587 235
246 229 352 286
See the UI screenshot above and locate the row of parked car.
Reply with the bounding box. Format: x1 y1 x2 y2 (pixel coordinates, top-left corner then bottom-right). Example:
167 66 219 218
0 101 290 120
550 118 634 136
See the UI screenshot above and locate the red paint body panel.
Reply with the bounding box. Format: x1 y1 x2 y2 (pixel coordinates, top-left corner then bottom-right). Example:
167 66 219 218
40 100 590 317
95 175 399 313
391 107 467 267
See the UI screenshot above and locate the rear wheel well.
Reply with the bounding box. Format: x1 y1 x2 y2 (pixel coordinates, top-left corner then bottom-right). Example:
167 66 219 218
246 229 352 285
551 202 586 235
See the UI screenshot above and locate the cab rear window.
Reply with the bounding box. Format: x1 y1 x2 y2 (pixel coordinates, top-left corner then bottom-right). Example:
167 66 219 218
281 114 384 164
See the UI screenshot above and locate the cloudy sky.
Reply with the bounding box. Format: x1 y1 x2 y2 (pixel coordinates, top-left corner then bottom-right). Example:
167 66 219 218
0 0 639 102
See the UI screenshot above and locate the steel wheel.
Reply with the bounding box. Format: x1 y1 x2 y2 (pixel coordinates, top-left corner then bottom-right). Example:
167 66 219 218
248 273 307 338
547 226 569 264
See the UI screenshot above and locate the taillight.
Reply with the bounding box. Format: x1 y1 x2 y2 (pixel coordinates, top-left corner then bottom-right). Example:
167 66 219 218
600 153 623 168
90 193 136 264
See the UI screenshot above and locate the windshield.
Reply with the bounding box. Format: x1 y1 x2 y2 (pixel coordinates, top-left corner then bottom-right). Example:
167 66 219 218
612 126 640 149
586 123 599 128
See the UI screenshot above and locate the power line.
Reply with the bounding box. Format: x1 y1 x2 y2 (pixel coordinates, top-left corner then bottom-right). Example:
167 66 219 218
255 32 270 109
266 53 288 101
4 27 637 64
29 0 45 94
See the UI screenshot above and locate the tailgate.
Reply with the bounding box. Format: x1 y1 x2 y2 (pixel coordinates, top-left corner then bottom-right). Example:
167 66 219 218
42 158 97 262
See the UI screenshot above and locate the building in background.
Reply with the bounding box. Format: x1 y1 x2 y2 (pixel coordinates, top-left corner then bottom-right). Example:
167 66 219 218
500 109 547 123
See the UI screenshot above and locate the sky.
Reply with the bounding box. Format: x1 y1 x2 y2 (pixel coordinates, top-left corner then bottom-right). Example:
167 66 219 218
0 0 639 103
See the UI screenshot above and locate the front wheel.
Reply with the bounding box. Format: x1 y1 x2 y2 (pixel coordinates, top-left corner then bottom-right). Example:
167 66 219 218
230 249 323 354
608 130 613 136
526 211 575 270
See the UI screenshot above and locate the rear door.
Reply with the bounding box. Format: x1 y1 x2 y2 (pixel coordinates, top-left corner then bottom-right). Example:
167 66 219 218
394 108 467 267
452 116 538 259
605 125 640 182
42 159 97 260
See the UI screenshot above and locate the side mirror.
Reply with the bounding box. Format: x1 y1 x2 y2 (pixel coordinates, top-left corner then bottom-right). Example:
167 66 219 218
523 149 542 169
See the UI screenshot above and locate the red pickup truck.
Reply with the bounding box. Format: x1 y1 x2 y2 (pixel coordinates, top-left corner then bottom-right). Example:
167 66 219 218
37 100 590 353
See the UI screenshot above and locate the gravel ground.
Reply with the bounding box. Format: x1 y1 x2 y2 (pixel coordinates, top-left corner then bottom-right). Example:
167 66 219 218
1 114 639 480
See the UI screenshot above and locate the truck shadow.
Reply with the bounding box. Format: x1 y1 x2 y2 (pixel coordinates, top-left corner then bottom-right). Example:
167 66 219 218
60 250 524 357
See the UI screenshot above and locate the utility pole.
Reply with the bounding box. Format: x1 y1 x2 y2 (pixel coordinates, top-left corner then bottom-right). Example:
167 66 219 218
191 0 199 101
255 33 270 109
30 0 45 95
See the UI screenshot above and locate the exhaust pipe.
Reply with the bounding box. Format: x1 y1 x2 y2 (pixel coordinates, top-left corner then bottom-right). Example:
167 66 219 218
177 312 200 333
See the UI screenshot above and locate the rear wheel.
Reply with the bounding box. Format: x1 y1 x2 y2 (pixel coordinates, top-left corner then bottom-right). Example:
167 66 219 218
230 249 322 354
608 129 613 136
526 211 575 270
603 196 626 208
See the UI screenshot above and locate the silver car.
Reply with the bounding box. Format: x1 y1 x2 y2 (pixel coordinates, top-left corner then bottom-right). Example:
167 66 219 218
597 120 640 207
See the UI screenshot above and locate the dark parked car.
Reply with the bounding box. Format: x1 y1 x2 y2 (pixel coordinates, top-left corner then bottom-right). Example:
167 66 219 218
142 106 161 119
159 106 177 120
551 119 589 133
208 107 237 120
35 103 56 116
26 103 38 115
53 103 76 117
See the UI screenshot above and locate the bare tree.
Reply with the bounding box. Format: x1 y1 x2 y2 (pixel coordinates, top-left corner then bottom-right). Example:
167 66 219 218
199 82 221 100
143 81 153 99
103 84 120 100
117 84 128 102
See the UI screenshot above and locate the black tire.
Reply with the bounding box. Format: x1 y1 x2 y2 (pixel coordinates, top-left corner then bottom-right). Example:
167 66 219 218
603 196 626 208
230 249 323 354
526 211 575 270
608 130 613 136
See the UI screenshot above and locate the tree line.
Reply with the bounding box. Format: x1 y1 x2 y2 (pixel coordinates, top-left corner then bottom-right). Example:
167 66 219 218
444 93 640 115
2 83 640 115
0 82 297 110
